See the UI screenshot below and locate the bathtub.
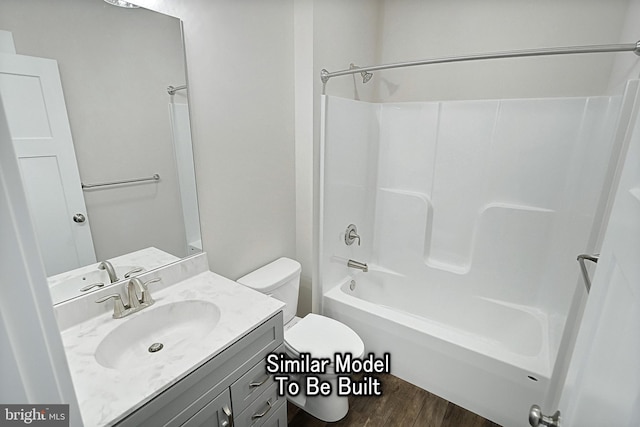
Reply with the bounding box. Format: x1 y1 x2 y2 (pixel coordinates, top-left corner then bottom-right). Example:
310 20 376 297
323 271 552 427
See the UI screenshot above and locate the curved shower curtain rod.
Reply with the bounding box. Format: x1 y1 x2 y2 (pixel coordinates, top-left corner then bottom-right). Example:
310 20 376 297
320 40 640 93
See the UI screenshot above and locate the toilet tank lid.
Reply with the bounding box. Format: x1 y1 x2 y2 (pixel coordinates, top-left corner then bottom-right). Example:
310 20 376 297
236 257 301 292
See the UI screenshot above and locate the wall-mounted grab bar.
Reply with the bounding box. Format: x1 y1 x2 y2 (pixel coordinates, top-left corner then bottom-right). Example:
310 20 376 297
167 84 187 95
81 173 160 190
577 254 599 293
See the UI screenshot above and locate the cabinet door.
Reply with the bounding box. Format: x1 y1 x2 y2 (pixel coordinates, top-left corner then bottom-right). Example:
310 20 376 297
183 388 233 427
261 401 287 427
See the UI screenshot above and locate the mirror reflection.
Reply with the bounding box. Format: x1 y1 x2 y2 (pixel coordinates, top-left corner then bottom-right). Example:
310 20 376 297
0 0 201 304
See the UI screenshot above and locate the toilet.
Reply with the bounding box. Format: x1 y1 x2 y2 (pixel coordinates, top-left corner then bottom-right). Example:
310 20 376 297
237 257 365 422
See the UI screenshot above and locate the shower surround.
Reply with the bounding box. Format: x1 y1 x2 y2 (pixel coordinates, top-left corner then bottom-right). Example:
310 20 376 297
319 93 625 426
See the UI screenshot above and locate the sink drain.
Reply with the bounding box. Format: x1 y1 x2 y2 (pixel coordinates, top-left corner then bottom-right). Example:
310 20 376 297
148 342 164 353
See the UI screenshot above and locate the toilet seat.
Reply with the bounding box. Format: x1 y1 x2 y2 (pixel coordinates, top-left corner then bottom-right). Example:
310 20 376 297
285 314 364 360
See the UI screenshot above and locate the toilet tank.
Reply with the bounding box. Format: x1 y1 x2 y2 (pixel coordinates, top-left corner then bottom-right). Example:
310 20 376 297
236 257 301 324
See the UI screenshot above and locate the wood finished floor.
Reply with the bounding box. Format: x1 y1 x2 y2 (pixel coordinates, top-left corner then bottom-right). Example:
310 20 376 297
287 373 501 427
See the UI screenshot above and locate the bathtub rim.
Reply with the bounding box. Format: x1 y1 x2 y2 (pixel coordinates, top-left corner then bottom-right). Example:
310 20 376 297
324 277 553 379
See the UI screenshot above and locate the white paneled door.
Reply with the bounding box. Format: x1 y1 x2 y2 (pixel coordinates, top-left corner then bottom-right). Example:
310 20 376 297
532 96 640 426
0 52 95 275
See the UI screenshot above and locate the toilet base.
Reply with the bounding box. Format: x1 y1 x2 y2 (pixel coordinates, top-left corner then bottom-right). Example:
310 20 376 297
287 373 349 422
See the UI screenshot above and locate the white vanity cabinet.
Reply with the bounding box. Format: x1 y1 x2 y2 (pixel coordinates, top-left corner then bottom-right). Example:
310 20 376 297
116 312 287 427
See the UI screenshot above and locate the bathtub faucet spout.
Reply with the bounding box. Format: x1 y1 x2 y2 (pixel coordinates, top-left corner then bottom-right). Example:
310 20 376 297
347 259 368 273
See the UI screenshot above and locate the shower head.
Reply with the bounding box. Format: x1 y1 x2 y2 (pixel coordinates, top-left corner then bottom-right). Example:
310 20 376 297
350 63 374 84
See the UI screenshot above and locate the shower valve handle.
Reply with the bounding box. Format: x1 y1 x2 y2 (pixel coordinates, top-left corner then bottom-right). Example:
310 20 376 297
345 224 361 246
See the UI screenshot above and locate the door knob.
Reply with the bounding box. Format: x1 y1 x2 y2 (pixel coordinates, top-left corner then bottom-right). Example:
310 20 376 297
529 404 560 427
73 213 86 223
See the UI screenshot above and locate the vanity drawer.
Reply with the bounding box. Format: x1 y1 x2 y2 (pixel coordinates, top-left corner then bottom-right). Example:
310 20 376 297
231 344 283 414
234 382 285 427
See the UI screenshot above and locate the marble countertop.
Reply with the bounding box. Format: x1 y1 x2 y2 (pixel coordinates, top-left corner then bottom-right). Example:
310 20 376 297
60 270 284 426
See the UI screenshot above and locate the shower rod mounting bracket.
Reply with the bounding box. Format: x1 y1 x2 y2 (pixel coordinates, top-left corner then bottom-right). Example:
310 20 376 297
320 69 330 84
167 84 187 95
321 69 330 92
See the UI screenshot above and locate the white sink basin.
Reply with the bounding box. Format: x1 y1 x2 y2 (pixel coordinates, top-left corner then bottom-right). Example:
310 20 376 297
94 300 221 371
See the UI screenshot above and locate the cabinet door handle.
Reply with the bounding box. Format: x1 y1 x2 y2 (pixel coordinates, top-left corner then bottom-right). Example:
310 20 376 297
249 375 270 388
251 399 272 420
222 404 233 427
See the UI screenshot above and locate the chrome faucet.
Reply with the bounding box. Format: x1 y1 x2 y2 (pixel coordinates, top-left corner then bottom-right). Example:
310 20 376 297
347 259 368 272
98 260 119 283
127 279 143 309
95 277 161 319
129 277 159 306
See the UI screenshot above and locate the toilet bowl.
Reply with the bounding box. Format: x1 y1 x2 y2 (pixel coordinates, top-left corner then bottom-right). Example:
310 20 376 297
237 257 365 422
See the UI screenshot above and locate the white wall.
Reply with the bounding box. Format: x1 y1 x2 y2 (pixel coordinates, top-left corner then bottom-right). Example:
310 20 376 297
294 0 316 315
307 0 381 313
291 0 382 314
0 0 189 262
137 0 297 280
374 0 631 102
608 0 640 91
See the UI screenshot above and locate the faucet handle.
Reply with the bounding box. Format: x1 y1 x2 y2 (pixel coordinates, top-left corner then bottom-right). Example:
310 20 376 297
80 282 105 292
349 229 361 246
95 294 127 319
142 277 161 288
123 267 144 279
139 278 161 305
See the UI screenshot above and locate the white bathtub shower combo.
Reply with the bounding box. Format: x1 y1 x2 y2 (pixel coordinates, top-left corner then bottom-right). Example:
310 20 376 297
317 81 637 426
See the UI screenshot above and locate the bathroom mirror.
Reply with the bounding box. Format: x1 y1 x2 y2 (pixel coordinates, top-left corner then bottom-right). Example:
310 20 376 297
0 0 201 304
